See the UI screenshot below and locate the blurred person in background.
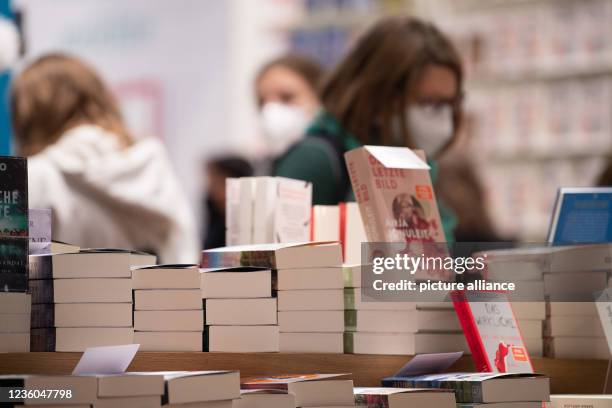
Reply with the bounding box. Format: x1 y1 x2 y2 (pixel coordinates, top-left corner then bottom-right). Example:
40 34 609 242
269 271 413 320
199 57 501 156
12 53 199 263
202 155 253 249
274 16 463 242
255 53 324 168
436 156 506 243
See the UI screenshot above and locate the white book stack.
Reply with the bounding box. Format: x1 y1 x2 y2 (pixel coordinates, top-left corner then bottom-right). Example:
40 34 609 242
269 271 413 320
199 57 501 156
344 265 466 355
226 177 312 246
94 373 165 408
414 303 469 355
545 302 609 360
543 245 611 359
29 250 154 352
0 292 31 352
200 242 345 353
277 250 344 353
0 371 239 408
202 267 278 352
478 246 550 358
133 265 203 351
161 371 240 407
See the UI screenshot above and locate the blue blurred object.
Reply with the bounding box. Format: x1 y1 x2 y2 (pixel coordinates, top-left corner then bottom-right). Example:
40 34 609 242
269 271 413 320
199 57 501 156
548 187 612 244
0 0 14 156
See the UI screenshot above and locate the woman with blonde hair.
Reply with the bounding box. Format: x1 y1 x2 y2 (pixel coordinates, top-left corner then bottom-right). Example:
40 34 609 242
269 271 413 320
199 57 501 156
12 53 198 263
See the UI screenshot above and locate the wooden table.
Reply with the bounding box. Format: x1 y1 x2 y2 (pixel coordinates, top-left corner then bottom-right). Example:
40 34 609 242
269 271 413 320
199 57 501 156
0 353 606 394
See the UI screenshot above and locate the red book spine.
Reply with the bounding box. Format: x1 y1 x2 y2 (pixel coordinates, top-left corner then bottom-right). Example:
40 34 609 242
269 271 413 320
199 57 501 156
339 202 346 261
451 290 493 372
309 206 315 242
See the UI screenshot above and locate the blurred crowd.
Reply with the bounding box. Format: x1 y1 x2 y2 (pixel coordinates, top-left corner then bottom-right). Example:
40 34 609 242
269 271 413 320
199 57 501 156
9 16 611 262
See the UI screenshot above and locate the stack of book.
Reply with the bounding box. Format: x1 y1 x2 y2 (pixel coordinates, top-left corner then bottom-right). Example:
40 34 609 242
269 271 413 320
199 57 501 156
343 263 416 355
226 176 312 245
343 265 467 355
479 246 552 358
414 303 469 355
0 157 29 352
28 250 154 351
0 370 239 408
545 302 608 359
201 242 344 353
94 372 164 408
0 292 31 352
277 246 344 353
162 371 240 407
1 373 99 407
543 245 612 359
201 266 278 352
354 387 455 408
133 265 203 351
382 372 550 408
233 389 296 408
241 374 355 408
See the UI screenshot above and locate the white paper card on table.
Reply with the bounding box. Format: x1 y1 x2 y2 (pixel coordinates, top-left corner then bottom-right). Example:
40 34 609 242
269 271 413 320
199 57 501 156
363 145 430 170
596 289 612 355
395 352 463 376
72 344 140 375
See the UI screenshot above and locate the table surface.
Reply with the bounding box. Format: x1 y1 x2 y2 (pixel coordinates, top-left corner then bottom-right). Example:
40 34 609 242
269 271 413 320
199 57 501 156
0 353 606 394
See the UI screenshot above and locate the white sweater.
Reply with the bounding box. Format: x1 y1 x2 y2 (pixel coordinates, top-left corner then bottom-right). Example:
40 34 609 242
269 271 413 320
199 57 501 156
27 125 199 264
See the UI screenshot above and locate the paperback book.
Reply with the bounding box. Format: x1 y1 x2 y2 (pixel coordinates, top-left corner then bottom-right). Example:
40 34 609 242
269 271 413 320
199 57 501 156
451 290 533 373
0 157 28 292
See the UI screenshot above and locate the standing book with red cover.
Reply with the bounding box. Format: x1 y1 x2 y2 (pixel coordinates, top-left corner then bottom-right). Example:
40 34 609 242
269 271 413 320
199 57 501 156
451 290 533 373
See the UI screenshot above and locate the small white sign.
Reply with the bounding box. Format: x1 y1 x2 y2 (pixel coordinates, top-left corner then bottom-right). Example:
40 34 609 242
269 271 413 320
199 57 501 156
72 344 140 375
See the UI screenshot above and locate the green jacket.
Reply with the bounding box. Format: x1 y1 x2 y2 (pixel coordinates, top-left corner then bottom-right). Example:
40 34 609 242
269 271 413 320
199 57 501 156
274 111 457 243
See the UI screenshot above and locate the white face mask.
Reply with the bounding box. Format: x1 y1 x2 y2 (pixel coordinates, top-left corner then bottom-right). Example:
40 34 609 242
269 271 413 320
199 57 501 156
260 102 311 156
404 104 454 159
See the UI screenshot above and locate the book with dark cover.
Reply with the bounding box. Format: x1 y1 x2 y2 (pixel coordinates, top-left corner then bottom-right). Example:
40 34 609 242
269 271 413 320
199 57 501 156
31 303 54 328
0 157 28 292
0 238 28 291
381 372 549 403
0 157 28 237
28 279 53 304
30 327 55 352
28 254 53 280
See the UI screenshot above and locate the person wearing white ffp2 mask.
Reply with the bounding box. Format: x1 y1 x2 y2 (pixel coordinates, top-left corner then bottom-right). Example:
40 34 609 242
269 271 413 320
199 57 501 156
260 102 312 156
392 63 461 161
255 54 324 157
406 103 454 158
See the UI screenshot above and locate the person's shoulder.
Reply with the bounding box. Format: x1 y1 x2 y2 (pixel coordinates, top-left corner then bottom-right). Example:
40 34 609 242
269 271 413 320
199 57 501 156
277 136 336 169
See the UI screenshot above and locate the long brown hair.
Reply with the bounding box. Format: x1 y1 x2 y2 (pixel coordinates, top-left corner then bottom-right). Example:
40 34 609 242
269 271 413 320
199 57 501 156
321 16 463 148
256 53 325 95
11 53 132 156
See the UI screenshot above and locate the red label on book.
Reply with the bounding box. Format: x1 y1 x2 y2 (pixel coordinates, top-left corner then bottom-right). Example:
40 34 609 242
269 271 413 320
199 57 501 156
415 185 433 200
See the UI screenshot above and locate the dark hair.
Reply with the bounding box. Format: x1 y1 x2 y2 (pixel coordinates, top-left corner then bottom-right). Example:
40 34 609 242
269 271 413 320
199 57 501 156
207 156 254 178
256 53 325 93
598 159 612 186
11 53 131 156
321 16 463 150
